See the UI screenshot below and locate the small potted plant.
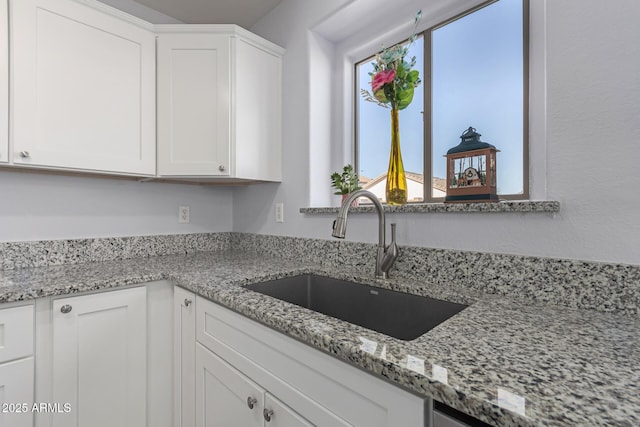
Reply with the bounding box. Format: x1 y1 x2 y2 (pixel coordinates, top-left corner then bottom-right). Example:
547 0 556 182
331 164 362 206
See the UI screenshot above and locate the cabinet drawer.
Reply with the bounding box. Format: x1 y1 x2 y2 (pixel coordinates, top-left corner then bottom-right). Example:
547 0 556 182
0 305 34 363
0 357 34 427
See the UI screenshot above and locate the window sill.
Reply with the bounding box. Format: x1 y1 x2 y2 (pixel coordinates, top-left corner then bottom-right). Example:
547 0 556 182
299 200 560 215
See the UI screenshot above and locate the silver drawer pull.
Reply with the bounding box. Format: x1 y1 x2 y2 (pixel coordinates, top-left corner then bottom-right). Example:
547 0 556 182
218 165 226 172
60 304 72 314
19 151 31 158
184 298 192 307
263 408 274 422
247 396 257 410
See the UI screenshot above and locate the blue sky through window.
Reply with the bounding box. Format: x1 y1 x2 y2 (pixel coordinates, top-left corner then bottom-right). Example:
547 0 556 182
357 0 524 197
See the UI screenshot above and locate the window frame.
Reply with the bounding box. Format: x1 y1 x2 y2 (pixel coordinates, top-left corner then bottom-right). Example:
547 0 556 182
354 0 530 203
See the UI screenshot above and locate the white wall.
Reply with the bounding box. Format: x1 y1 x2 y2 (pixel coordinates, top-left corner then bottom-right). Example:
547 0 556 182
232 0 351 234
238 0 640 266
4 0 638 266
0 0 234 243
0 171 233 241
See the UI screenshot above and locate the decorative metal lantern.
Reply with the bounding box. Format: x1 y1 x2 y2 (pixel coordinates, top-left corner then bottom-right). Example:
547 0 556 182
444 127 499 203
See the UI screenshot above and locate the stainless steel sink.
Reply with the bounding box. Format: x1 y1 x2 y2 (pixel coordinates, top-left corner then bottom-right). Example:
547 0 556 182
245 274 467 341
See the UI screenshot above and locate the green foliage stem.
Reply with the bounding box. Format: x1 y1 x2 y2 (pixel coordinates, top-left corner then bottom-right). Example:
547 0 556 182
330 164 362 195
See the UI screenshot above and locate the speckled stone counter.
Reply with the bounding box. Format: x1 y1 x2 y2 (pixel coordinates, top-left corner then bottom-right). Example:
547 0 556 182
3 232 639 315
0 232 231 270
299 200 561 214
1 250 638 427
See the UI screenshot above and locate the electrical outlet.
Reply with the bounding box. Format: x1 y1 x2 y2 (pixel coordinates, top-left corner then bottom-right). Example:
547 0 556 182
275 203 284 223
178 206 190 224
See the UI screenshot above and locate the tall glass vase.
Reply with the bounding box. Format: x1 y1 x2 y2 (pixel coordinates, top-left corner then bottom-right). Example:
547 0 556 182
386 108 408 205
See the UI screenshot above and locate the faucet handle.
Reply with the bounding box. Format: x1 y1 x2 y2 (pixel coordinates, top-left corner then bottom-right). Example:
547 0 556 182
388 223 398 248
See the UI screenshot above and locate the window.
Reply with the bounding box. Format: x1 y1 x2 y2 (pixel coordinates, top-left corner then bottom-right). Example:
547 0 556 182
355 0 528 203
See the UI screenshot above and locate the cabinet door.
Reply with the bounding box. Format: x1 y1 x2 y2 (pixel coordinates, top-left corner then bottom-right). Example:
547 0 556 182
0 358 34 427
175 287 196 427
51 287 146 427
264 393 314 427
195 343 262 427
233 37 282 182
0 0 7 163
157 33 230 176
10 0 156 175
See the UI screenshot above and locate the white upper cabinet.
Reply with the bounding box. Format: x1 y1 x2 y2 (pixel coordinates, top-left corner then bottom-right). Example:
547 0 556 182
157 32 231 177
1 0 8 163
156 26 283 182
6 2 282 182
10 0 156 175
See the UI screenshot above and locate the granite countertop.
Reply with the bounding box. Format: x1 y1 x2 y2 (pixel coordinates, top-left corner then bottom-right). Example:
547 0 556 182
1 250 638 427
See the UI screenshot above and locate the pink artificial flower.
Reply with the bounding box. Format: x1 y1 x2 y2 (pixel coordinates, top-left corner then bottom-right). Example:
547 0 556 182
371 69 396 92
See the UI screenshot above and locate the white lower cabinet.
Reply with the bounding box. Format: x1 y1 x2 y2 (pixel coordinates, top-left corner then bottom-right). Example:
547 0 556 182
196 343 345 427
0 304 35 427
264 393 316 427
195 343 262 426
0 358 35 427
50 287 147 427
192 294 426 427
33 282 172 427
175 286 196 427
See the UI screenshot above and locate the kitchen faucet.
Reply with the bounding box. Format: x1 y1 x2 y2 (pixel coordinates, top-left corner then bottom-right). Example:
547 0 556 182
331 189 398 279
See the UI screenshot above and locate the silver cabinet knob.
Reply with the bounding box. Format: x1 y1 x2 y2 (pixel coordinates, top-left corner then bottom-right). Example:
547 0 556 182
19 151 30 158
247 396 257 410
184 298 192 307
60 304 72 314
263 408 274 422
218 165 226 172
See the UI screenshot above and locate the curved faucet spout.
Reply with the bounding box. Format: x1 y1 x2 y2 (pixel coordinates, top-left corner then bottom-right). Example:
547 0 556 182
332 190 384 247
331 190 398 279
